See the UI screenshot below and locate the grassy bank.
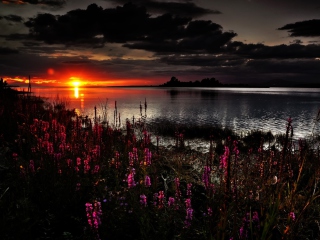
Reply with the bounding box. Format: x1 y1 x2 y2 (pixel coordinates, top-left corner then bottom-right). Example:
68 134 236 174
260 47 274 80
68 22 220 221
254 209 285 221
1 89 320 239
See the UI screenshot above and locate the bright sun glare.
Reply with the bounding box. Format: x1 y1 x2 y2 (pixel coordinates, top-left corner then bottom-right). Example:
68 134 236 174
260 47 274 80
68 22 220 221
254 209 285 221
69 77 82 87
72 81 80 87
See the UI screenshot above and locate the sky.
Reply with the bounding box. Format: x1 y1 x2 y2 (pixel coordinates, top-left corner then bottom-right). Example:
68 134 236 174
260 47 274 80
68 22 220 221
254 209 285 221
0 0 320 87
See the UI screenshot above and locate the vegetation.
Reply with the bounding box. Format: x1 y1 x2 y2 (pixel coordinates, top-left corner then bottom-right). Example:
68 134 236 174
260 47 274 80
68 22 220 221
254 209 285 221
1 85 320 239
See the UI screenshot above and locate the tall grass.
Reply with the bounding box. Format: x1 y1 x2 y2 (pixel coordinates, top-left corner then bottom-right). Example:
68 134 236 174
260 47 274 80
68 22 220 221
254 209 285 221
1 91 320 239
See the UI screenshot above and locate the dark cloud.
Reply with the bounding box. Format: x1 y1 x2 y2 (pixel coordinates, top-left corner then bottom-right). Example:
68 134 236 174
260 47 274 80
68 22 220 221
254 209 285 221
0 46 19 54
3 0 66 7
1 14 24 22
1 33 31 41
24 3 235 52
227 41 320 59
246 59 320 76
124 29 236 54
108 0 221 17
22 41 42 47
160 54 245 67
157 40 320 68
278 19 320 37
61 60 91 64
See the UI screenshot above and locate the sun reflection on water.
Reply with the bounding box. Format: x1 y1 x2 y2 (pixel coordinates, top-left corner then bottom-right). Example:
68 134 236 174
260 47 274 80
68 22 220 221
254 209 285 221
72 86 85 116
74 86 79 98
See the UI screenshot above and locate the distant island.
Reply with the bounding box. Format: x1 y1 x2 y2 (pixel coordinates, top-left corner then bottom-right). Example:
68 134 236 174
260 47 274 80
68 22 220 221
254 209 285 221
159 76 249 88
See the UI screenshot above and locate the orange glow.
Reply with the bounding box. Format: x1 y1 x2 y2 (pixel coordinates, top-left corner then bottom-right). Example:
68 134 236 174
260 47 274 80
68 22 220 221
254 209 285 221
47 68 55 75
2 0 25 4
3 73 165 87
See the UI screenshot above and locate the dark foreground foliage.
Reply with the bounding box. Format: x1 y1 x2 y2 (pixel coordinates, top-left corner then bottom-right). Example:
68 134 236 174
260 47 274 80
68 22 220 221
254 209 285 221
1 88 320 239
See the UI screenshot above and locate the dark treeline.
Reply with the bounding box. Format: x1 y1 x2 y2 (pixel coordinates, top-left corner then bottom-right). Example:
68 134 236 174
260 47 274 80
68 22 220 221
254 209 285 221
159 76 249 87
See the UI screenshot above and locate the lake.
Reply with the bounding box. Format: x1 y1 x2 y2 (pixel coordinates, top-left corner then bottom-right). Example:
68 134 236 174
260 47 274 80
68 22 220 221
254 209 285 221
30 86 320 139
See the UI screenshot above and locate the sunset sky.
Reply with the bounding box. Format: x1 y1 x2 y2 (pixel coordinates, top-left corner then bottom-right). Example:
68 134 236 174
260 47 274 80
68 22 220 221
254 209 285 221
0 0 320 87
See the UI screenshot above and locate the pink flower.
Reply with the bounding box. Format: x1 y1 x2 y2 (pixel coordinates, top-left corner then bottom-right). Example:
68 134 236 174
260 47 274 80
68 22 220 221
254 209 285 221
185 198 191 209
143 148 152 166
187 183 192 197
128 168 136 188
158 191 165 208
184 208 193 228
168 197 175 207
175 178 181 200
289 211 295 221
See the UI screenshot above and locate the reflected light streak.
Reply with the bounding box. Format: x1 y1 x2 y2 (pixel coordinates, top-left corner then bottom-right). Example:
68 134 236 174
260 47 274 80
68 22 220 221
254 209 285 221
74 87 79 99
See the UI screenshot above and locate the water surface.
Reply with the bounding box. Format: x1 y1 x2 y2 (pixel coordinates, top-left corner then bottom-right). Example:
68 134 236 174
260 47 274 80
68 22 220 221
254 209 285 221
31 86 320 139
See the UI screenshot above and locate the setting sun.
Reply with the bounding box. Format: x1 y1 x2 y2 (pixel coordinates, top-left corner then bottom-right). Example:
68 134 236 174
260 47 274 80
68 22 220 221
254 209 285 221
72 81 80 87
68 77 83 87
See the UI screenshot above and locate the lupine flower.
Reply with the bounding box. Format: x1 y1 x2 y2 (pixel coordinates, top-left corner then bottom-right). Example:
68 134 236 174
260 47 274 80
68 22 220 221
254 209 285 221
252 211 260 229
207 207 213 216
289 211 295 221
144 175 151 187
84 160 90 174
143 148 152 166
153 193 158 207
66 159 72 167
93 165 100 174
85 201 102 233
168 197 175 207
85 203 93 227
185 198 191 209
76 157 81 166
220 146 230 178
184 208 193 228
158 191 165 209
175 178 181 200
12 153 18 161
129 152 134 166
140 194 147 207
115 151 120 169
187 183 192 197
93 201 102 226
29 160 35 174
129 148 138 167
128 168 136 188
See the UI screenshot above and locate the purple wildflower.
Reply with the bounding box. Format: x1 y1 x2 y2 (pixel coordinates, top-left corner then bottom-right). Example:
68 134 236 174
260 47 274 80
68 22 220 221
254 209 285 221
140 194 147 207
184 208 193 228
128 168 136 188
143 148 152 166
289 211 295 221
144 175 151 187
168 197 175 207
158 191 165 209
185 198 191 209
175 178 182 200
153 193 158 207
207 207 213 216
187 183 192 197
29 160 35 174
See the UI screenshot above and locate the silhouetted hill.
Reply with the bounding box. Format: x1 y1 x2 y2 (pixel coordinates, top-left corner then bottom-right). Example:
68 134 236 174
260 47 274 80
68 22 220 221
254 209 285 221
159 76 249 88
